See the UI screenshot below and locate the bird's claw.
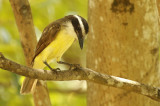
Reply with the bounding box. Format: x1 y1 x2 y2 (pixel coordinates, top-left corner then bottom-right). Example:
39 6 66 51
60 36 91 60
69 64 81 70
57 61 82 70
55 68 61 71
43 61 61 72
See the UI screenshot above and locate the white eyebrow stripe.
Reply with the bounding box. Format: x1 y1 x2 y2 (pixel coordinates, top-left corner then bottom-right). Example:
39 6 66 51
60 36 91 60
74 15 85 35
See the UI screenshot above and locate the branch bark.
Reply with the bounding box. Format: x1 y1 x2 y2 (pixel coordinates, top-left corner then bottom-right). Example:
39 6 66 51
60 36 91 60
0 53 160 102
9 0 51 106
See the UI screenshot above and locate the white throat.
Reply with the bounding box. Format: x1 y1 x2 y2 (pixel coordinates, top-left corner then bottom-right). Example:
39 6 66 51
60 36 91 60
63 22 78 40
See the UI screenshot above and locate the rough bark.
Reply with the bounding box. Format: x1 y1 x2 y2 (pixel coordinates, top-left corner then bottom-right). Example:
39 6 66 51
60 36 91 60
9 0 37 64
87 0 160 106
9 0 51 106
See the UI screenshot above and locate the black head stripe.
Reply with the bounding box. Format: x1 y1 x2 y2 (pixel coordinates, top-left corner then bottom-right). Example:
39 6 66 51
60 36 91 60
79 16 89 34
66 15 83 39
65 15 88 49
65 15 89 35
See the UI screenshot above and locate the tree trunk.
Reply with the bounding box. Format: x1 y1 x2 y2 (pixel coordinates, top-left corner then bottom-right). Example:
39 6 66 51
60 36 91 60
10 0 51 105
87 0 160 106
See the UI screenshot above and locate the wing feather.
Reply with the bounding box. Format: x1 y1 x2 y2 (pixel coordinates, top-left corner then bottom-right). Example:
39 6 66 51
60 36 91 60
31 20 62 64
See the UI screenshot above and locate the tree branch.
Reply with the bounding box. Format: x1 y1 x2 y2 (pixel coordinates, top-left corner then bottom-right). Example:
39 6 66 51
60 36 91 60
0 52 160 102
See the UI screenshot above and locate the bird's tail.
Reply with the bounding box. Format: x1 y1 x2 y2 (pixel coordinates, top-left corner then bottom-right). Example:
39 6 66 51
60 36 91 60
20 58 46 94
20 78 38 94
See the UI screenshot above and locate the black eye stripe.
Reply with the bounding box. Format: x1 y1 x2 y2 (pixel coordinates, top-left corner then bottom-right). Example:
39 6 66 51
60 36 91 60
71 17 83 38
65 15 89 37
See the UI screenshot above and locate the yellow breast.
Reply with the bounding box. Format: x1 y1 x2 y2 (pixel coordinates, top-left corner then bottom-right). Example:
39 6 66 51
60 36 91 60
33 29 76 69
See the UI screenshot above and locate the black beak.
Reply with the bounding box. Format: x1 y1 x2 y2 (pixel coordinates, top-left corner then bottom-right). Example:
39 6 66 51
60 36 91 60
78 37 84 49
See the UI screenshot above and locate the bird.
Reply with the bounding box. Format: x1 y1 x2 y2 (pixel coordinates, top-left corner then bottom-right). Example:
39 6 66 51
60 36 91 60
20 15 89 94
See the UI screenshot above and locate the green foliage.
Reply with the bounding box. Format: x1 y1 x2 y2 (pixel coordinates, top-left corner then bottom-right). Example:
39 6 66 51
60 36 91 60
0 0 87 105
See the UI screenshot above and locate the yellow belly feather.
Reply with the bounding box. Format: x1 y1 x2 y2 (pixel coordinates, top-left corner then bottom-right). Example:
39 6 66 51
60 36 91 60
33 30 75 69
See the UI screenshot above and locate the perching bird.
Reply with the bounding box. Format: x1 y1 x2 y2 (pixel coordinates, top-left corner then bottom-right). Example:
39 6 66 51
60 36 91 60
20 15 89 94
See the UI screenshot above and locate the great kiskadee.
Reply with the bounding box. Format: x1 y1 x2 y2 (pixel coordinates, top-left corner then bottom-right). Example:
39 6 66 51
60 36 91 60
20 15 89 94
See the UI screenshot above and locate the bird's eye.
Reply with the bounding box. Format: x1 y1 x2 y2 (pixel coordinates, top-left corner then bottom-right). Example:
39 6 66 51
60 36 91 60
77 25 80 29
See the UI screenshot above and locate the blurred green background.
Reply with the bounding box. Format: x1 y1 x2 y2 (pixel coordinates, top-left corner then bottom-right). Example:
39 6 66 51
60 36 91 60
0 0 87 106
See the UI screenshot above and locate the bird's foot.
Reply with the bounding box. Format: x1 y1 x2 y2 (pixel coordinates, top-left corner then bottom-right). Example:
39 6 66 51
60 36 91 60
43 61 61 71
57 61 82 70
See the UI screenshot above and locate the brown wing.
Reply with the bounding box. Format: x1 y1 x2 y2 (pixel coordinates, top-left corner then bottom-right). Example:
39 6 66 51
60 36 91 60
31 20 61 65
